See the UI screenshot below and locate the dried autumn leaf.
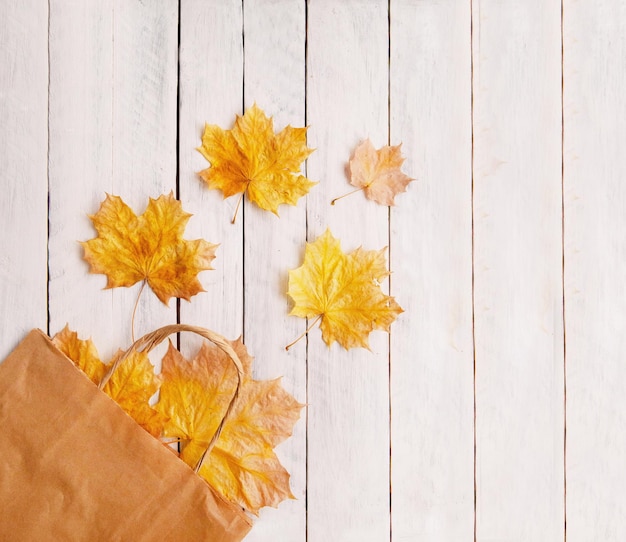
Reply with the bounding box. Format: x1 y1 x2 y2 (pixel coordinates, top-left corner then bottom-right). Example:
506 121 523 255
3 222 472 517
81 192 218 305
52 325 105 384
287 229 403 350
156 339 303 514
198 104 316 221
52 326 164 437
102 350 165 438
332 139 413 206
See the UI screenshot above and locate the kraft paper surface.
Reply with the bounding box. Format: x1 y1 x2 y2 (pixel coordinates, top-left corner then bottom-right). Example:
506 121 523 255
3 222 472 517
0 329 252 541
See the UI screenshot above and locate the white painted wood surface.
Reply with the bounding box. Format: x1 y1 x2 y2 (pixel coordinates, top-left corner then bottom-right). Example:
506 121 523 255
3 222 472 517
306 2 390 540
48 0 115 352
390 1 474 540
179 0 244 344
564 1 626 539
49 0 178 362
472 2 564 540
0 0 48 357
2 1 626 540
242 1 307 540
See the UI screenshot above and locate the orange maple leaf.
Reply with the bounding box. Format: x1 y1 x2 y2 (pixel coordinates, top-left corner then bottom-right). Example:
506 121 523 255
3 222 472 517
156 339 303 514
81 193 218 305
287 229 403 350
198 104 316 222
52 326 165 437
332 139 414 206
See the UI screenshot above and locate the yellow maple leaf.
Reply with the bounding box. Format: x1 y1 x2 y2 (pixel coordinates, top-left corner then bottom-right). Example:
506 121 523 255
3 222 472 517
52 325 105 384
156 339 303 514
198 104 316 222
52 326 164 437
81 192 218 305
287 229 403 350
332 139 414 206
102 349 165 438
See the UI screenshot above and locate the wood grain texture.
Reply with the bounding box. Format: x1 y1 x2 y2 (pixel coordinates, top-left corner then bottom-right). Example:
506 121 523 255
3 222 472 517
306 1 391 540
111 0 178 350
472 2 564 540
0 0 48 358
390 1 474 539
564 2 626 538
242 1 307 540
49 0 178 358
8 1 626 539
178 0 244 349
48 0 115 353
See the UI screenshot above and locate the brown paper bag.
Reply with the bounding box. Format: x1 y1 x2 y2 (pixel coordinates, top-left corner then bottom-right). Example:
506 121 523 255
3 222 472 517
0 327 253 541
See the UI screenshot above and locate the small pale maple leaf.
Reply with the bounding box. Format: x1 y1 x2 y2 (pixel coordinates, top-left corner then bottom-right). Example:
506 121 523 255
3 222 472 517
333 139 413 206
198 104 316 221
156 339 303 514
52 326 165 437
81 192 218 305
287 229 403 350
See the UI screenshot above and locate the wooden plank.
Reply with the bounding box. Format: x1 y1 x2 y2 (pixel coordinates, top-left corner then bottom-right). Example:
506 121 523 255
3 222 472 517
48 0 115 351
0 0 48 358
241 1 307 540
178 0 244 349
472 2 564 540
49 0 178 358
306 1 390 540
112 0 179 351
563 2 626 539
389 1 474 539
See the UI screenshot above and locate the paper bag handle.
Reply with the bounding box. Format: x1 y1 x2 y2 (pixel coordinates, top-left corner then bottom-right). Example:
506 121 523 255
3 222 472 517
97 324 244 474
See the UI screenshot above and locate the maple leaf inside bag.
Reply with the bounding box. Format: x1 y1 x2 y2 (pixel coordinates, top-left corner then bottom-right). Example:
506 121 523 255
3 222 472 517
0 327 252 541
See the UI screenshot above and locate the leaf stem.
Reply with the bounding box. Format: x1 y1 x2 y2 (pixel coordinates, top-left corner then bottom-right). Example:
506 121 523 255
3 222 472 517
331 186 365 206
131 280 147 342
285 315 322 351
161 437 182 445
231 192 245 224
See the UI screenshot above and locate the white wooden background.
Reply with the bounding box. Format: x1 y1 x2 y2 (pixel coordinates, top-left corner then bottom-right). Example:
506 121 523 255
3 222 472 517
0 0 624 540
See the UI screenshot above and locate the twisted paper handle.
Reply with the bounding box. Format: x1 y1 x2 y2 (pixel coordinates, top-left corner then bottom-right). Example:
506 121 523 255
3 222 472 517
98 324 244 474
